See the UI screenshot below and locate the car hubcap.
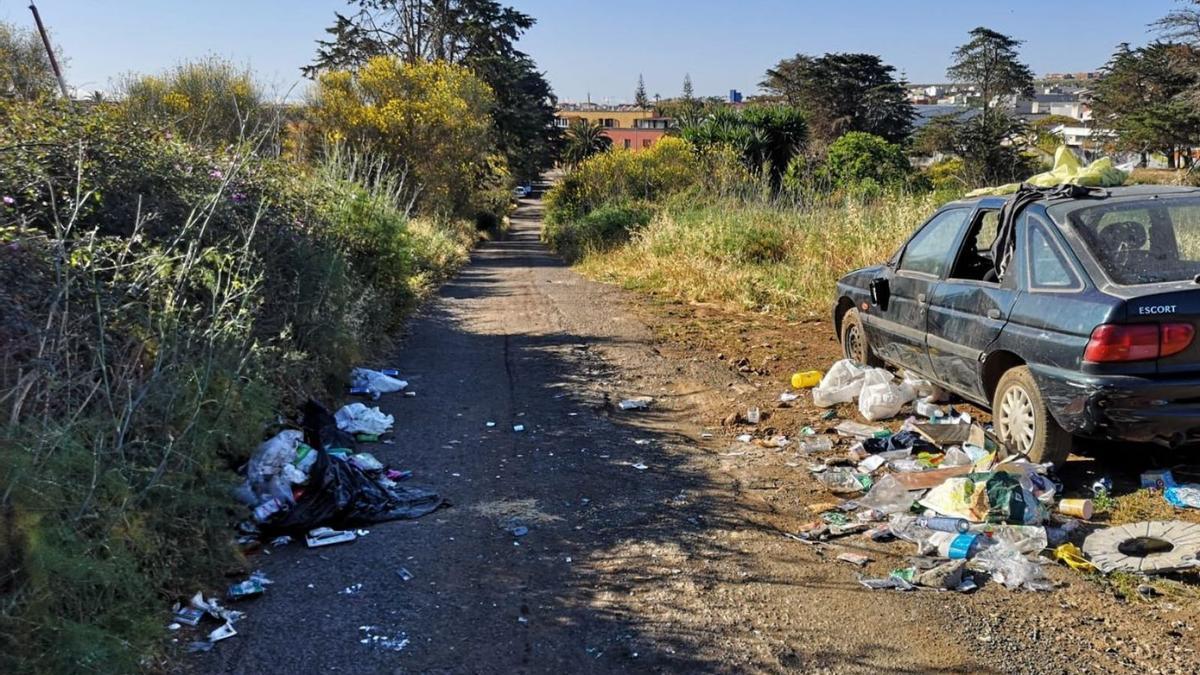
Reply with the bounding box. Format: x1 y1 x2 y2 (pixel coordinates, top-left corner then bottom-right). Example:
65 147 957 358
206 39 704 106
998 385 1037 454
846 325 865 363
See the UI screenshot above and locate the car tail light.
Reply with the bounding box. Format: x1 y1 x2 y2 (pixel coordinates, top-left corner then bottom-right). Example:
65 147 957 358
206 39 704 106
1084 323 1195 362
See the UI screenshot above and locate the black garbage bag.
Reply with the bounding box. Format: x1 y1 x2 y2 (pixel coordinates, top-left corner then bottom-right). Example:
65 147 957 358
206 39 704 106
862 430 938 455
265 401 444 533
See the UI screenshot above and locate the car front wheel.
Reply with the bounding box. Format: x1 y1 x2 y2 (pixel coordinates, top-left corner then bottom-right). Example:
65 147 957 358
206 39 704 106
992 366 1071 466
839 307 883 367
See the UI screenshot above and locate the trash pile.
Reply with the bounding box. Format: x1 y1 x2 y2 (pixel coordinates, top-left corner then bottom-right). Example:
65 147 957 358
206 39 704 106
787 359 1200 593
181 367 442 652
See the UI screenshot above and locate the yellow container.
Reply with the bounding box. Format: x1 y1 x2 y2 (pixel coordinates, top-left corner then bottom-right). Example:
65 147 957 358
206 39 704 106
791 370 823 389
1058 499 1094 519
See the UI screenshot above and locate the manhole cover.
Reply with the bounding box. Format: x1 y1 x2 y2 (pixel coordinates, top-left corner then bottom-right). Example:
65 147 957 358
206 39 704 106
1082 521 1200 574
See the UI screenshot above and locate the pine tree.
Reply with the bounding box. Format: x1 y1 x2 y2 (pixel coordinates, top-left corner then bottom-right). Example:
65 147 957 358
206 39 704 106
634 73 649 108
682 73 694 100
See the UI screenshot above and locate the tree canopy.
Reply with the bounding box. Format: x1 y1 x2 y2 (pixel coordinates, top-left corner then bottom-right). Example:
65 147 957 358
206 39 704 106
0 20 57 101
1090 42 1200 167
761 52 913 145
946 27 1034 113
680 105 808 190
304 0 558 182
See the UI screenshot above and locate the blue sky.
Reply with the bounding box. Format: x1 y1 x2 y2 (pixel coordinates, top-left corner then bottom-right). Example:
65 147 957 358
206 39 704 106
1 1 1181 101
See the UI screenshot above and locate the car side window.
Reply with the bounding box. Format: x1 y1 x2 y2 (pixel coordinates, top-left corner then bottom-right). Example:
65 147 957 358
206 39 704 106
1027 222 1079 290
899 208 971 277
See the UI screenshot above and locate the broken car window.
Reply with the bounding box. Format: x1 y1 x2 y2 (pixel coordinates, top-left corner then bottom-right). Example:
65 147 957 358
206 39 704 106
1028 225 1077 290
899 208 971 278
1068 197 1200 285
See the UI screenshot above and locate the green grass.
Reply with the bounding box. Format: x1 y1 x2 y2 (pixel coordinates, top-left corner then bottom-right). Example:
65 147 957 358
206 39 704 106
573 192 936 315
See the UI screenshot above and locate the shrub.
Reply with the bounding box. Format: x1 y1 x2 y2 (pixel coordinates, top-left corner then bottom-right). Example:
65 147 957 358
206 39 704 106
310 57 497 218
543 137 700 224
0 102 476 673
119 57 268 147
820 131 912 192
542 202 653 261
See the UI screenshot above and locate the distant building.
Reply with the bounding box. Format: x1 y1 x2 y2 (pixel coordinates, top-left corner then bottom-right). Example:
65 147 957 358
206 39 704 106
728 89 743 103
555 107 666 149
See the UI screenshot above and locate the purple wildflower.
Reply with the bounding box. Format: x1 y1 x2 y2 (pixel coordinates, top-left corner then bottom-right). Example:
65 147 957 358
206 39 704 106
2 196 14 206
231 192 247 203
209 169 224 180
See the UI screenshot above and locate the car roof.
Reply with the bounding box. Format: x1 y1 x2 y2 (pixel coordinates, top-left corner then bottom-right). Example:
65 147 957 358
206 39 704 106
941 184 1200 212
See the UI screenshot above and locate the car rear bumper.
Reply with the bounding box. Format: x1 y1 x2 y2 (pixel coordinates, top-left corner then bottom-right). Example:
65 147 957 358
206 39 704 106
1030 365 1200 445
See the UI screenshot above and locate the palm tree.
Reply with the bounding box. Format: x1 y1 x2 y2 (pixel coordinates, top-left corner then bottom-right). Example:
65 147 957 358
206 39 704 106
561 120 611 169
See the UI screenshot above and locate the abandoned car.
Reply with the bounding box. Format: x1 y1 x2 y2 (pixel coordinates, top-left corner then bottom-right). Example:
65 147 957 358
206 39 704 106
834 185 1200 464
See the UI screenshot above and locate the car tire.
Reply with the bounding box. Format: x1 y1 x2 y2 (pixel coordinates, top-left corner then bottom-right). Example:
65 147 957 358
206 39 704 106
840 307 883 367
992 366 1072 466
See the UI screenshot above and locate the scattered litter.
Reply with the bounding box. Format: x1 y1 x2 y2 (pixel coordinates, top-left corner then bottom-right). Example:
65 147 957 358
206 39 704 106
174 607 204 627
269 535 292 547
513 424 526 432
1164 484 1200 509
188 641 214 653
340 583 364 595
915 559 967 589
974 540 1053 591
631 462 649 471
167 622 182 631
779 392 800 403
1057 498 1094 519
1053 543 1098 572
306 527 358 548
835 420 889 440
510 525 530 537
1082 520 1200 574
618 397 653 411
358 625 409 652
335 403 394 435
798 437 833 454
208 622 238 642
837 552 871 567
351 367 408 397
227 580 264 601
745 407 761 424
791 370 823 389
735 434 753 443
486 421 496 427
396 568 414 581
1141 469 1176 490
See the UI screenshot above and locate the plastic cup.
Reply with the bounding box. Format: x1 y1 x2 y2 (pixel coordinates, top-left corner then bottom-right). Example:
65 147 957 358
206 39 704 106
1058 498 1094 519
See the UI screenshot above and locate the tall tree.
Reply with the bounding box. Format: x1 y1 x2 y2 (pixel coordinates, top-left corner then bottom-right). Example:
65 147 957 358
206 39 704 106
1090 42 1200 167
761 52 914 144
682 73 695 101
1153 0 1200 46
634 73 649 108
679 106 807 191
303 1 559 182
946 27 1034 113
0 20 57 101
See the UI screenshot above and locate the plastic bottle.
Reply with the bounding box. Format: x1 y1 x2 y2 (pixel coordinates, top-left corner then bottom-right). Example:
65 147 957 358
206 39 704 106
914 399 945 419
791 370 823 389
917 516 970 533
817 468 869 493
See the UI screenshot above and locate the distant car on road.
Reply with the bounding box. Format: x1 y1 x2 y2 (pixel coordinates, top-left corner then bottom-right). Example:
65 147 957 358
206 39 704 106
512 184 531 199
834 185 1200 464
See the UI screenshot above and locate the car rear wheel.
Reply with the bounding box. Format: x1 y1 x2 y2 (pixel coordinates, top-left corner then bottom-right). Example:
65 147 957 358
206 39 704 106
993 366 1071 466
840 308 883 367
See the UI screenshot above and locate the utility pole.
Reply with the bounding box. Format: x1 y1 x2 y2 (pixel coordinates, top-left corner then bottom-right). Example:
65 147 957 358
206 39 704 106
28 2 71 101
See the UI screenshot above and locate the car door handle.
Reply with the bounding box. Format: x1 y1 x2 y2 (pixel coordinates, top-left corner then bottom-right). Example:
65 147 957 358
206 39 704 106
987 309 1002 319
917 293 927 304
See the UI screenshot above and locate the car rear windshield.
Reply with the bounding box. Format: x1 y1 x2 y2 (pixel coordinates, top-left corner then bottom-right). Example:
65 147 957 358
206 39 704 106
1064 197 1200 285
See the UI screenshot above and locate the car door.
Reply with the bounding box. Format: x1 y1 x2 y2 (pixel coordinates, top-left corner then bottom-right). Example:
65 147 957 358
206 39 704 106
926 207 1021 402
862 206 973 375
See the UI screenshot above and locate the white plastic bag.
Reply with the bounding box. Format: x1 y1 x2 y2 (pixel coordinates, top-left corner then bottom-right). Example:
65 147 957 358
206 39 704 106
812 359 869 407
858 474 915 514
334 403 395 435
351 368 408 395
857 369 909 421
247 430 303 501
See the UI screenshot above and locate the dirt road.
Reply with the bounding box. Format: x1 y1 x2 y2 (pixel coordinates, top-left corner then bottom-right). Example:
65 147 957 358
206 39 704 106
205 200 1197 674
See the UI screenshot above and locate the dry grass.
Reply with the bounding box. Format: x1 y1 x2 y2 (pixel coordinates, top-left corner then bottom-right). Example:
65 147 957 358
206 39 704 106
577 193 936 316
471 498 563 528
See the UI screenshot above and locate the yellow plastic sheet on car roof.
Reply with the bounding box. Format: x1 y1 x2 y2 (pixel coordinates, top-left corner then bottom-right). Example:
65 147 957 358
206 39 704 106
967 146 1129 197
